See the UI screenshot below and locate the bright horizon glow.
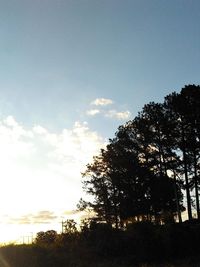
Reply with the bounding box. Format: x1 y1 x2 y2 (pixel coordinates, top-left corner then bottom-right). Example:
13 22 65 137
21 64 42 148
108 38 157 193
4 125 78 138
0 115 105 243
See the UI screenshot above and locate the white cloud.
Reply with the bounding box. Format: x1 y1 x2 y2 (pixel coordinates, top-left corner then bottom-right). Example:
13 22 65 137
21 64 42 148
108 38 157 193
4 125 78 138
88 99 131 121
91 98 113 106
86 109 100 116
33 125 48 135
0 116 105 223
105 110 131 120
4 115 18 127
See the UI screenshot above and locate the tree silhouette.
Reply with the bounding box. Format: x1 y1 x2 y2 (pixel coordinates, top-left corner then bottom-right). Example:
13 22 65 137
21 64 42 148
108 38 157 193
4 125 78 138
164 85 200 220
35 230 58 245
81 85 200 224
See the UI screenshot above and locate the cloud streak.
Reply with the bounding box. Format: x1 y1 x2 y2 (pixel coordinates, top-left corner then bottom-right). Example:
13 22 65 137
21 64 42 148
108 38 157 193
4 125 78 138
91 98 113 106
86 108 131 120
105 110 131 120
6 211 58 225
88 98 131 120
86 109 100 116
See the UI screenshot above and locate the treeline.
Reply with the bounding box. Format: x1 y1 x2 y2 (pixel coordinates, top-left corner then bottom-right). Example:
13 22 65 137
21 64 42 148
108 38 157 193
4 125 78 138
79 84 200 227
1 221 200 267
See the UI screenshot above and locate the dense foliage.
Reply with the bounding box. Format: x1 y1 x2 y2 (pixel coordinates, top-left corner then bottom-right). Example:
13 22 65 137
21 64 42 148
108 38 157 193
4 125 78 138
1 221 200 267
81 85 200 226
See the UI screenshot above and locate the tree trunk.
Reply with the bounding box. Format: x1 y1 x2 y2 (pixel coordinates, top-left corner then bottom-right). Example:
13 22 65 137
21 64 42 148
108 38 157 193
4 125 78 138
173 171 182 223
182 126 192 220
193 151 200 219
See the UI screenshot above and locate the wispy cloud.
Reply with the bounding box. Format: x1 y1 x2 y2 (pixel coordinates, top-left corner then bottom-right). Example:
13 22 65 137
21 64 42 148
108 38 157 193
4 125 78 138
105 110 131 120
91 98 113 106
88 98 131 120
6 211 58 225
86 109 100 116
63 210 79 216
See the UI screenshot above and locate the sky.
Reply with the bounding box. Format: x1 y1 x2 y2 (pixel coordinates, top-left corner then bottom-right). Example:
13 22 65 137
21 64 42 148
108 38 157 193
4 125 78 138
0 0 200 243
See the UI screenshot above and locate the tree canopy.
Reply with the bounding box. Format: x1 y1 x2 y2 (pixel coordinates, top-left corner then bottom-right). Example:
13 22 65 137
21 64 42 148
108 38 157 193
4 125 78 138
80 85 200 226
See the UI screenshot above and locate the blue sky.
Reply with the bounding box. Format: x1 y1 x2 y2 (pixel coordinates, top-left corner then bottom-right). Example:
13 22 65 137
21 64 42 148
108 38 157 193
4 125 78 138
0 0 200 242
1 0 200 134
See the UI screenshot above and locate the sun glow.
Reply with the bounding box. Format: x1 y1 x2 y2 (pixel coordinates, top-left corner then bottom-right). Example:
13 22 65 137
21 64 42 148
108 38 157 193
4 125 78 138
0 116 104 243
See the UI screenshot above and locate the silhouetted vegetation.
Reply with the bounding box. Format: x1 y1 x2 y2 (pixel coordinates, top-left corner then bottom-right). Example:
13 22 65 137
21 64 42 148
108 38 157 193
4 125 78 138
1 221 200 267
80 84 200 225
1 85 200 267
